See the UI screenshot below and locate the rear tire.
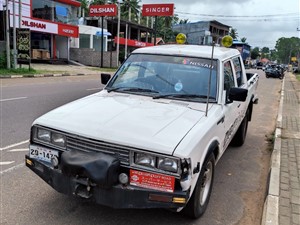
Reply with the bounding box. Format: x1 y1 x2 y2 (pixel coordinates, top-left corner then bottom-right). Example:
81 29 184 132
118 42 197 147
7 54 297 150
182 153 215 219
231 109 249 147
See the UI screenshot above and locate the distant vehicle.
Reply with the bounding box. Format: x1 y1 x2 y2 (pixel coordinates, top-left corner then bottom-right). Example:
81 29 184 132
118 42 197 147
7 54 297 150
265 64 284 79
256 62 263 70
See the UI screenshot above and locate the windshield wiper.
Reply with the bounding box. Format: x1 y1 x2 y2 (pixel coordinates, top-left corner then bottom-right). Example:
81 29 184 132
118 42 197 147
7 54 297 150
153 93 216 101
107 87 159 93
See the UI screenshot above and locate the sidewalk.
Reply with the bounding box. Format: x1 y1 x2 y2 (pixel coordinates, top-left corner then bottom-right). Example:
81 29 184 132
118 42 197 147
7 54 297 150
1 63 115 78
262 72 300 225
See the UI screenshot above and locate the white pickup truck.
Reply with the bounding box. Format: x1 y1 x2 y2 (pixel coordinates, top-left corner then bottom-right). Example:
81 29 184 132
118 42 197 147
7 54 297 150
26 44 259 218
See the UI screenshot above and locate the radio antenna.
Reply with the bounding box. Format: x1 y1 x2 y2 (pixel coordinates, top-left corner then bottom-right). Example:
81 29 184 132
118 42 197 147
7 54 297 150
205 42 215 117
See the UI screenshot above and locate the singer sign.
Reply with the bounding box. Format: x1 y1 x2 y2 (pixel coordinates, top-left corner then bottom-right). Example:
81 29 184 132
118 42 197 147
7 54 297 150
89 4 117 17
142 4 174 17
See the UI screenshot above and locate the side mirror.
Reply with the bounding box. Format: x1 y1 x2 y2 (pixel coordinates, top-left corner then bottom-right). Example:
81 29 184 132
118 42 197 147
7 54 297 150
101 73 111 85
228 87 248 102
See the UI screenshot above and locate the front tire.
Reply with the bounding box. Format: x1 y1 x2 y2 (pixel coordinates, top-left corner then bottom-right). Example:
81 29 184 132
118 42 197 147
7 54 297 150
182 153 215 219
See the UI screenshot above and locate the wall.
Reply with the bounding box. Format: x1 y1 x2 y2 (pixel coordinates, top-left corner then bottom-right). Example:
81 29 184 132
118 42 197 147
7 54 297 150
70 48 118 68
0 41 6 55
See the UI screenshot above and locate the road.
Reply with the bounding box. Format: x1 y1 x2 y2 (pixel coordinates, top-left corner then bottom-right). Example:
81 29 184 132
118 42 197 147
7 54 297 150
0 71 282 225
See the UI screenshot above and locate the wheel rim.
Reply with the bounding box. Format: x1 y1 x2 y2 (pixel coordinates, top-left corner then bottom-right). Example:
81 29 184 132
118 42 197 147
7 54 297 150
199 161 213 206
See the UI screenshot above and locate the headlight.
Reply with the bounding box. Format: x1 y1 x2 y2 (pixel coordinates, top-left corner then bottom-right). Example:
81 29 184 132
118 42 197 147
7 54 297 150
35 127 66 148
37 128 51 142
134 152 155 168
158 157 178 173
51 133 66 147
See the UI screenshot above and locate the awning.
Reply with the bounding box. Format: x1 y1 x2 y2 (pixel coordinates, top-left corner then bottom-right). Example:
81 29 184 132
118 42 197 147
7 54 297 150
95 31 112 36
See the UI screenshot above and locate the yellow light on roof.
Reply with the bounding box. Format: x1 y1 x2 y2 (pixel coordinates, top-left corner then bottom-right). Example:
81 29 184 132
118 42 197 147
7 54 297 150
176 33 186 44
221 35 233 47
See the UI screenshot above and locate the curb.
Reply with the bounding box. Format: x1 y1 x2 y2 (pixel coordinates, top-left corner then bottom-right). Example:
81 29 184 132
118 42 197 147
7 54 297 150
261 77 285 225
0 73 89 79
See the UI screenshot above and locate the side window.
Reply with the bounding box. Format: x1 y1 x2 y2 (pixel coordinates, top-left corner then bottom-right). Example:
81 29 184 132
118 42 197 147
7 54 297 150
224 61 236 99
233 57 243 86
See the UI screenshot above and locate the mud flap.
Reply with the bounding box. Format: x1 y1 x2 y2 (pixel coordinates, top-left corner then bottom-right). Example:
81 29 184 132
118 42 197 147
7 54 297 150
60 150 120 189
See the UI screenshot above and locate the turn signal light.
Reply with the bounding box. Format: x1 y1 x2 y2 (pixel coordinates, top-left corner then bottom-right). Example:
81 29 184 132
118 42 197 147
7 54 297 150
26 159 33 166
172 197 186 204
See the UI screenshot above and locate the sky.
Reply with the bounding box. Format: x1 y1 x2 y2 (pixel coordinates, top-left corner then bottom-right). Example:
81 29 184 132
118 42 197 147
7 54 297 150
141 0 300 49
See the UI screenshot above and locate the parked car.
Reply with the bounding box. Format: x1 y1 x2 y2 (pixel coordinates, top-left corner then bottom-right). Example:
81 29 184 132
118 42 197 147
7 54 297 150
256 62 263 70
265 64 284 79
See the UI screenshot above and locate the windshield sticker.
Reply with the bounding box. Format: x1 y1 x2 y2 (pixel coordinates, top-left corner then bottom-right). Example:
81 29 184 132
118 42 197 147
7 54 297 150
174 81 183 92
183 58 215 69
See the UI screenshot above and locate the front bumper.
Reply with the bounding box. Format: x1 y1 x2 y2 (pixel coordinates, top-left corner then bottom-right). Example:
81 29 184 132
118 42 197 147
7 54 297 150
25 155 189 209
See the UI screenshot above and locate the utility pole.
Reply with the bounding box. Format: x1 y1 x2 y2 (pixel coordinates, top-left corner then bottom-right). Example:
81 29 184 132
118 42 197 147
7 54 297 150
13 0 17 69
116 0 121 67
5 0 10 69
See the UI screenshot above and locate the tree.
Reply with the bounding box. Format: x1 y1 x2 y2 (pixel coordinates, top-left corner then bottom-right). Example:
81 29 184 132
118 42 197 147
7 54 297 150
229 28 238 40
275 37 300 64
260 47 270 59
90 0 107 5
240 37 247 43
78 0 89 16
179 19 189 24
251 47 260 60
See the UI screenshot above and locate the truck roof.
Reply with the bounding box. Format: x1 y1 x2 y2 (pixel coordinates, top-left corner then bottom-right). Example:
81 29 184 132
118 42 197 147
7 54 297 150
132 44 240 61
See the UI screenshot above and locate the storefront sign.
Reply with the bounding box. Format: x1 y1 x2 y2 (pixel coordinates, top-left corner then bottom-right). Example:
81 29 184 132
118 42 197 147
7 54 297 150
142 4 174 16
89 4 117 17
114 37 154 48
17 28 31 65
18 18 79 38
55 0 81 7
58 24 79 38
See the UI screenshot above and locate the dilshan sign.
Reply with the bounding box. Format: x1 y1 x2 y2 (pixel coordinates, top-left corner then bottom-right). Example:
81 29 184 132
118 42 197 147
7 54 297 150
89 4 117 17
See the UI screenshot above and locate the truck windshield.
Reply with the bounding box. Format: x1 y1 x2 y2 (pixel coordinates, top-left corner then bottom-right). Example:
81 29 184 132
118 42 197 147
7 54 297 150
106 54 218 102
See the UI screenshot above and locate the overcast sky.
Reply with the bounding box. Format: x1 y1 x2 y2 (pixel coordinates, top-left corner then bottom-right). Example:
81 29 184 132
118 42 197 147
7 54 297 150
141 0 300 49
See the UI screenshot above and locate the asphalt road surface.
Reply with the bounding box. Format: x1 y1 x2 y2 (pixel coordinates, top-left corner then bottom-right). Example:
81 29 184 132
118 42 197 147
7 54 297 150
0 70 282 225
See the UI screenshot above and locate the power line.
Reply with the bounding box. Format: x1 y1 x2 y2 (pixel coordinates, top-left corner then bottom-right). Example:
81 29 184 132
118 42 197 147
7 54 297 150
175 11 298 18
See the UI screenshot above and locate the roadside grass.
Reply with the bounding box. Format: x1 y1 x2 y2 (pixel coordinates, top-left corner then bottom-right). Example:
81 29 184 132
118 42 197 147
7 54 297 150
0 68 37 76
296 74 300 81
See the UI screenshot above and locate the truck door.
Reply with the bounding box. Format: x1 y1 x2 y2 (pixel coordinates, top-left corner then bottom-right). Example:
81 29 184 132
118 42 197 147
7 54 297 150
222 60 243 150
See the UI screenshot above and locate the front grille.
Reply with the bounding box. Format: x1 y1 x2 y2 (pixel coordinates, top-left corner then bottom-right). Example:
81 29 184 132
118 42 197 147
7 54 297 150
66 136 131 166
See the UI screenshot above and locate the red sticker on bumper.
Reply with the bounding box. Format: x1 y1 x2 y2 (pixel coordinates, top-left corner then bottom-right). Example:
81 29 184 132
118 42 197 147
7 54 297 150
130 169 175 193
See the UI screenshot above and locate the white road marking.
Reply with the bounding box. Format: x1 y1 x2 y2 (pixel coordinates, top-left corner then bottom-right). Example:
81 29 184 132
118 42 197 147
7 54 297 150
0 161 15 165
0 163 24 174
9 148 28 152
0 140 29 151
0 96 27 102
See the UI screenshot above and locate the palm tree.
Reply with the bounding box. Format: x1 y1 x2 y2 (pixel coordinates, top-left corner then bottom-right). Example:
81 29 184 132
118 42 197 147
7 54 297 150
121 0 141 22
229 28 238 40
78 0 89 16
241 37 247 43
90 0 108 5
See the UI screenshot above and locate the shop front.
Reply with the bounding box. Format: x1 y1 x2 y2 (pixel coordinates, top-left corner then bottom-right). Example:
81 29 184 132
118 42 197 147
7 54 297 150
9 0 80 61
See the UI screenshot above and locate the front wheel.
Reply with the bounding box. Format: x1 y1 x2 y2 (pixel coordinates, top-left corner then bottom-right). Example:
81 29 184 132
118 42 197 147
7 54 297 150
182 153 215 219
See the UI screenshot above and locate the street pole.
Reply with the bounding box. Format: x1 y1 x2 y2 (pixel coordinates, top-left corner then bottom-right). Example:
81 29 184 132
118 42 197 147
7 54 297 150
116 1 120 67
13 0 17 69
18 0 21 28
19 0 21 68
101 16 104 68
5 0 10 69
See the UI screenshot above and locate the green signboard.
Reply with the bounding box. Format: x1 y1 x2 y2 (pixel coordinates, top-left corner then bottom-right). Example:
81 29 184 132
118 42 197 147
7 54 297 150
17 28 31 65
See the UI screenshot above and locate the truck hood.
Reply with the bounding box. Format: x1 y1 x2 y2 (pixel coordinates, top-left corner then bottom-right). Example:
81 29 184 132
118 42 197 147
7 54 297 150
34 92 211 155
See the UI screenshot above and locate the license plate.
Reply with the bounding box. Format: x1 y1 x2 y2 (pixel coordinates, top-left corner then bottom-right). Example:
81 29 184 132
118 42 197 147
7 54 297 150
29 145 59 163
130 169 175 193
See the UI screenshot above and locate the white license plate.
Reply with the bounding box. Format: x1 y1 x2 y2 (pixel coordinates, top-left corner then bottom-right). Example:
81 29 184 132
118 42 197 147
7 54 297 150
29 145 59 163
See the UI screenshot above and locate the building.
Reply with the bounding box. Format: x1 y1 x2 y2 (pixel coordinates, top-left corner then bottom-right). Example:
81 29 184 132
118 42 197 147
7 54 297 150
172 20 230 45
1 0 80 62
231 40 251 62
